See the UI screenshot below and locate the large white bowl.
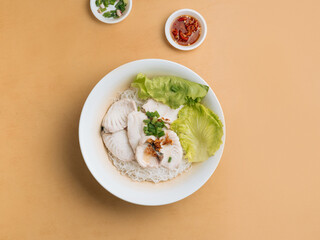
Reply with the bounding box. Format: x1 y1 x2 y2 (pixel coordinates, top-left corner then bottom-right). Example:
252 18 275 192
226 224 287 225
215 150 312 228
79 59 226 206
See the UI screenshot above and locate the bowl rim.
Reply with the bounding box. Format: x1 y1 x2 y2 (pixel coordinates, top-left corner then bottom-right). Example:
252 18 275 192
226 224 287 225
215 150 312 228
165 9 207 51
79 59 226 206
90 0 133 24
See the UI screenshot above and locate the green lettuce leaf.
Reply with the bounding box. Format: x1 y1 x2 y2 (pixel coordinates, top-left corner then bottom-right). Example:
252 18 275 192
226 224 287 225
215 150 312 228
131 74 209 109
171 103 223 162
131 73 151 99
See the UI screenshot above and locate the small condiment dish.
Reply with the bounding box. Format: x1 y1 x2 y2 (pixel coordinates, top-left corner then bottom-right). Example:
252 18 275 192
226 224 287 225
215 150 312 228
90 0 132 24
165 9 207 51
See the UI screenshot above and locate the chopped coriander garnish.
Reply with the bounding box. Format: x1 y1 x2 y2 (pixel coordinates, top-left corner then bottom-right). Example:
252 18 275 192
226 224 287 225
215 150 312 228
143 111 165 138
168 157 172 163
137 106 141 111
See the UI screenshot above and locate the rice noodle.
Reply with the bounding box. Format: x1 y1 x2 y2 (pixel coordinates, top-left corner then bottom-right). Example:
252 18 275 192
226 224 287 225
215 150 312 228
107 151 191 183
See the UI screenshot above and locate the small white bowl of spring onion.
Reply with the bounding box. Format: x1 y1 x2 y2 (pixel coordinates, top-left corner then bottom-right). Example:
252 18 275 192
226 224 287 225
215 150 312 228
90 0 132 24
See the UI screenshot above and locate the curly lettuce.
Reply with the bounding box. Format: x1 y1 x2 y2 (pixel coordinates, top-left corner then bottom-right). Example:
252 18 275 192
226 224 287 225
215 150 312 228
131 73 151 99
131 74 209 109
171 103 223 162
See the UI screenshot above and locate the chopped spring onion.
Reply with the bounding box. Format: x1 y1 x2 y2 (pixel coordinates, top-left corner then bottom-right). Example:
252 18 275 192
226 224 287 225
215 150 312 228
143 111 165 138
97 0 127 19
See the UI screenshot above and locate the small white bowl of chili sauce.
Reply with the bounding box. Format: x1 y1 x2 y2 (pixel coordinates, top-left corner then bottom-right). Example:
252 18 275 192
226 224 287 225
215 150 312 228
165 9 207 51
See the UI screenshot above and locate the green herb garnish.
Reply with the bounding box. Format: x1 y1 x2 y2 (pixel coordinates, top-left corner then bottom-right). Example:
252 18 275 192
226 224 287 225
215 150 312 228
146 111 160 118
103 10 118 18
103 0 110 7
97 0 127 19
95 0 102 7
98 7 107 13
168 157 172 163
143 111 165 138
115 0 126 12
137 106 141 111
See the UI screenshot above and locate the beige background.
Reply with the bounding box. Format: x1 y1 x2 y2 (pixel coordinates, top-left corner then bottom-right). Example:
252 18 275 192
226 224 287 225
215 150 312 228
1 0 320 239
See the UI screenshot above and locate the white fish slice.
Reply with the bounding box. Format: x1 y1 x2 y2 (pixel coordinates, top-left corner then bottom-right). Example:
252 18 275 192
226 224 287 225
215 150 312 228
127 111 147 152
102 130 135 162
102 99 137 133
120 88 146 107
142 99 182 123
135 136 159 168
160 130 183 169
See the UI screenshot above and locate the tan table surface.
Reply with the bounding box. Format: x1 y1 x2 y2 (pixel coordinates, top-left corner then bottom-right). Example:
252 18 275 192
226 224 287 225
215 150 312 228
1 0 320 239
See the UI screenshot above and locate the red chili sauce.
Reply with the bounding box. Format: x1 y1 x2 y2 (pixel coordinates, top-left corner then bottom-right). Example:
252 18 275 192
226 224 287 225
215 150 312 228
171 15 201 46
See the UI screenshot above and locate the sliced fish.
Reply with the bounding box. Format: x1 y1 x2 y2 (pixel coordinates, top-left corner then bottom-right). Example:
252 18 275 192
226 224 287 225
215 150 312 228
142 99 182 123
135 136 160 168
160 130 183 169
120 88 146 107
102 130 135 162
102 99 137 133
127 111 147 152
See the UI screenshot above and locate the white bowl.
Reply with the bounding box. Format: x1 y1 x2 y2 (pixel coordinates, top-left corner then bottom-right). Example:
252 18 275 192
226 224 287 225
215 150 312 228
165 9 207 51
79 59 225 206
90 0 132 24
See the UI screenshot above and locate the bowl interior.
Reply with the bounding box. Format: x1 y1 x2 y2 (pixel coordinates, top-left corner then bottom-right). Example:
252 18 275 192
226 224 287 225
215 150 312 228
165 9 207 51
79 59 225 206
